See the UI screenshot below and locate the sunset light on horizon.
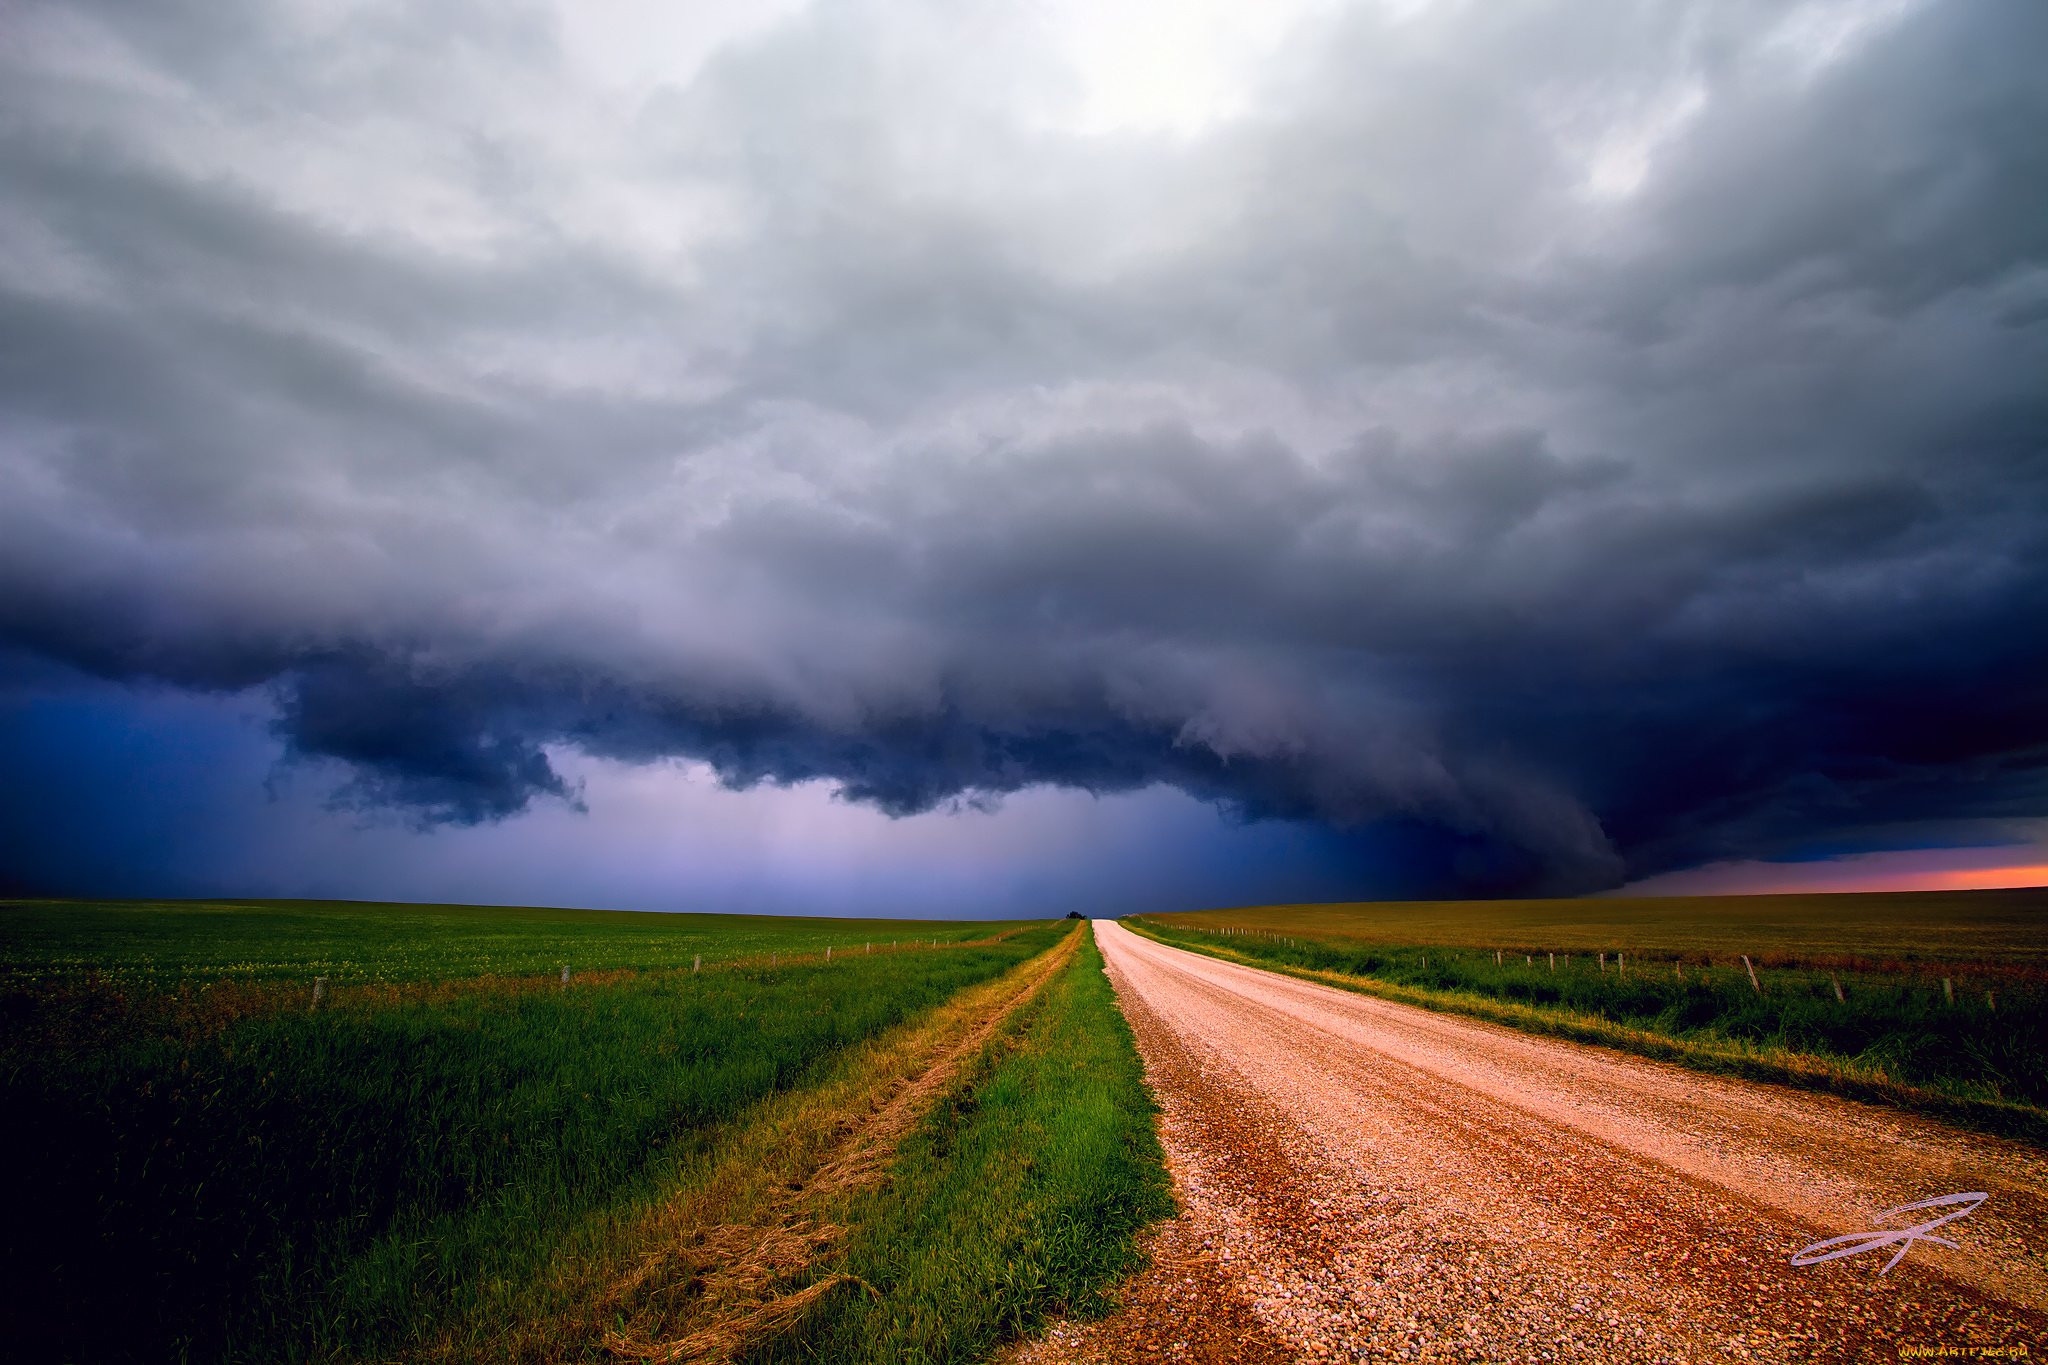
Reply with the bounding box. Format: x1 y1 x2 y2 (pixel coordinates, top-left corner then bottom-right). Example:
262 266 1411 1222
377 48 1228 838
1618 847 2048 899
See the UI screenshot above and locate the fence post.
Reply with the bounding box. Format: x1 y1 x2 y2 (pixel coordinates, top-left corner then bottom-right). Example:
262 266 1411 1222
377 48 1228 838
772 952 778 966
312 977 327 1010
1830 972 1844 1002
1944 977 1954 1005
1743 956 1761 994
1496 950 1502 965
1599 953 1606 973
1549 953 1555 972
694 954 701 974
826 946 832 961
1988 990 1997 1012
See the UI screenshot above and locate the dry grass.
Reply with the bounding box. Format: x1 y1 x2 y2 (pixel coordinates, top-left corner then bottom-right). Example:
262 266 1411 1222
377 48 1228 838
1158 887 2048 971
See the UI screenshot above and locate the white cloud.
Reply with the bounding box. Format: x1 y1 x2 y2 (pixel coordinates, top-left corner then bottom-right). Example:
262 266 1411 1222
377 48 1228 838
1031 0 1335 137
553 0 812 93
1765 0 1926 84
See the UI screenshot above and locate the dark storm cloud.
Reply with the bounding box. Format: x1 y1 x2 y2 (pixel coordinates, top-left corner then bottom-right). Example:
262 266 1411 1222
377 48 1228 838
3 0 2045 894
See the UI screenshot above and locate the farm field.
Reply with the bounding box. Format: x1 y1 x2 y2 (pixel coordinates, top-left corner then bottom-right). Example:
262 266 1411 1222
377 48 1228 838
1147 886 2048 967
0 896 1011 986
1128 887 2048 1143
0 899 1132 1365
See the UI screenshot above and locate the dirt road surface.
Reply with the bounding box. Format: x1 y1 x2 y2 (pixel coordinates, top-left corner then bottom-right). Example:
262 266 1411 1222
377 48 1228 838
1025 921 2048 1364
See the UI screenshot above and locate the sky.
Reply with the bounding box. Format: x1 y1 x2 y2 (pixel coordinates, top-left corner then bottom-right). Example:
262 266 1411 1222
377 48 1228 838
2 0 2045 915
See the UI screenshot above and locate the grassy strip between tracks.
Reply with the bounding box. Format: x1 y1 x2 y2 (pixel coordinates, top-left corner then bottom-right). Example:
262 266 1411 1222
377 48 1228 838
1122 919 2048 1149
740 922 1176 1365
1 911 1073 1365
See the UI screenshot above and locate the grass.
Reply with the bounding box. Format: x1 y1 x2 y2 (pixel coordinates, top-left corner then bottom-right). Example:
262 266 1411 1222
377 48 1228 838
1127 892 2048 1146
0 897 1021 987
0 899 1073 1365
751 923 1175 1365
1151 887 2048 968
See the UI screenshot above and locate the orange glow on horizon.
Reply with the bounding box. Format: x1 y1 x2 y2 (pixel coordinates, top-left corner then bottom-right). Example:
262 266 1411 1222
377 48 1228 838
1878 863 2048 891
1617 849 2048 898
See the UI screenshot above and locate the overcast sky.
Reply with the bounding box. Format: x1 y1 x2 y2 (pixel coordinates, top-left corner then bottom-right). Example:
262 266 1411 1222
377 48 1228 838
3 0 2045 913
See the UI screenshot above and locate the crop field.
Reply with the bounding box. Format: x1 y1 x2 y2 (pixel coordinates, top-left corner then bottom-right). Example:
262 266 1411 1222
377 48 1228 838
0 899 1118 1364
1146 887 2048 968
0 896 1012 987
1129 887 2048 1142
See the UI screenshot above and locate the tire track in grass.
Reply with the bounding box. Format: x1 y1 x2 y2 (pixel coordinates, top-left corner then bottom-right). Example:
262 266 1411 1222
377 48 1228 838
595 924 1085 1364
740 921 1180 1365
6 914 1073 1365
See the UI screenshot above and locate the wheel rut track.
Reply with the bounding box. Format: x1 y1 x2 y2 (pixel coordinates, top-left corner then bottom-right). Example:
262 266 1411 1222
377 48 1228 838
601 927 1082 1365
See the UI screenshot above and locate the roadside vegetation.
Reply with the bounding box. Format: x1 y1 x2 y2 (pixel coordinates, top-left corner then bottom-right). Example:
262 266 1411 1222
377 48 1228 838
1128 890 2048 1145
1145 888 2048 968
0 898 1081 1364
755 925 1174 1365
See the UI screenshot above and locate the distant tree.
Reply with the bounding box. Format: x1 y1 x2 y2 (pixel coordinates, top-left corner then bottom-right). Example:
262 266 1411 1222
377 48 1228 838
1064 910 1085 919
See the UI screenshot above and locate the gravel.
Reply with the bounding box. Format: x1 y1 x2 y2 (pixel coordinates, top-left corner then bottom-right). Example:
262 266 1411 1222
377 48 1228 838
1012 922 2048 1364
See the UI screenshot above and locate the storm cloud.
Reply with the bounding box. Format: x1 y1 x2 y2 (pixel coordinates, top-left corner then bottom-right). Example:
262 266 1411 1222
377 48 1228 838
3 0 2045 897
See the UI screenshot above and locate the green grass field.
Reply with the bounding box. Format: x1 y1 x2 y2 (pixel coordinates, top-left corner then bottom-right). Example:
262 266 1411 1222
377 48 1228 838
0 899 1078 1364
0 897 1016 987
1131 887 2048 1143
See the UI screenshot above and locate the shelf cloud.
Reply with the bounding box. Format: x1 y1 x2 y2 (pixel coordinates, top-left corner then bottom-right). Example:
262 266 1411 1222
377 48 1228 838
3 0 2044 900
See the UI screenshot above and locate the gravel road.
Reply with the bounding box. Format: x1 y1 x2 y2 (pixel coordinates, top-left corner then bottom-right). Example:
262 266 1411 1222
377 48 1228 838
1033 921 2048 1364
